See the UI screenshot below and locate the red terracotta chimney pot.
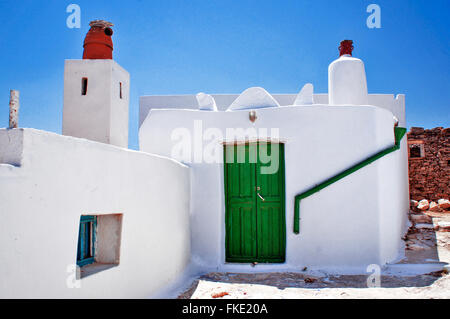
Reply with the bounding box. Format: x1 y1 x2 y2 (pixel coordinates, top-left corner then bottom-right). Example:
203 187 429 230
83 20 114 60
339 40 354 57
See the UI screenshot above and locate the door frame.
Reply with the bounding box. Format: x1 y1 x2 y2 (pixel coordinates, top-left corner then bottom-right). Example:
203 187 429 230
223 142 286 263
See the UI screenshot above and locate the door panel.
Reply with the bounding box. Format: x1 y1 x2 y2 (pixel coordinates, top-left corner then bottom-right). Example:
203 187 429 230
257 204 284 261
256 143 285 262
225 143 286 263
227 205 257 259
225 145 257 261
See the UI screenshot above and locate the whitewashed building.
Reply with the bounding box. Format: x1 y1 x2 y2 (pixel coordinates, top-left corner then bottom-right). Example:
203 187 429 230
0 24 410 298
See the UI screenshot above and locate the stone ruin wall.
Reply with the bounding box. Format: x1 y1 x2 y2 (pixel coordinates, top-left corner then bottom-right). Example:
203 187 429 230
407 127 450 202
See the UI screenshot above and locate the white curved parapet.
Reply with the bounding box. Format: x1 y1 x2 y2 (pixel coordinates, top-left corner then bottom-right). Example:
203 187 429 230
227 87 280 111
293 83 314 105
140 93 405 126
196 92 217 111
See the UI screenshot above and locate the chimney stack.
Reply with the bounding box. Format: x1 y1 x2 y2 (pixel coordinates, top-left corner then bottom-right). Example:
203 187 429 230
328 40 369 106
63 20 129 148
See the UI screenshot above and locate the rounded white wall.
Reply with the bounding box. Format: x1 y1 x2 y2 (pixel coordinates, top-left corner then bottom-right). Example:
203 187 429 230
0 129 190 298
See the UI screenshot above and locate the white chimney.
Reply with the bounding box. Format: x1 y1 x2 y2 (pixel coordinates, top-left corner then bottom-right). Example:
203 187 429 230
328 40 369 106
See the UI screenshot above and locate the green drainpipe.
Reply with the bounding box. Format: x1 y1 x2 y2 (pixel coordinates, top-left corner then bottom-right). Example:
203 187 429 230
293 127 407 234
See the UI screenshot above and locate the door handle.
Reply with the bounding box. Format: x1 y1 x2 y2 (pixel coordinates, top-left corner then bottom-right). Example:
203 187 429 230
257 193 265 202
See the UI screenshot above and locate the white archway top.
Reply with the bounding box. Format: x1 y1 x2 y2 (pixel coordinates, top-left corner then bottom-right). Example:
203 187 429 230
227 87 280 111
294 83 314 105
196 93 218 111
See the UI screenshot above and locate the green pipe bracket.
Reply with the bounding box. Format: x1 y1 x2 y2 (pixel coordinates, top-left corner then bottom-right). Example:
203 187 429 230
293 127 406 234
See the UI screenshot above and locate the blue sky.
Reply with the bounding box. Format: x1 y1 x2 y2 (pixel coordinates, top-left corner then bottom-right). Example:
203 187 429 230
0 0 448 149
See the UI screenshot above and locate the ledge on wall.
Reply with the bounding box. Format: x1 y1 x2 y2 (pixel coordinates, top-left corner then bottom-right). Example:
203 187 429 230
0 128 24 167
79 263 118 279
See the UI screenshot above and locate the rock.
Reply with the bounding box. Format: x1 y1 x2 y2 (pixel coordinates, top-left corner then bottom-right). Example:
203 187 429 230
438 199 450 210
212 292 229 298
304 278 317 284
410 127 425 134
407 242 428 251
417 199 430 211
410 213 432 224
429 201 440 212
438 222 450 231
407 233 417 239
422 240 437 248
415 223 435 229
410 200 420 212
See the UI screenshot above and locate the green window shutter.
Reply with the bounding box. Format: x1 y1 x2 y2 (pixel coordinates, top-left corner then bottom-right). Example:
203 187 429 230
76 215 97 267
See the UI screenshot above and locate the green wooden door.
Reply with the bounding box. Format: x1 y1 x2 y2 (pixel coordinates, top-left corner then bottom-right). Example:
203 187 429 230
224 143 286 263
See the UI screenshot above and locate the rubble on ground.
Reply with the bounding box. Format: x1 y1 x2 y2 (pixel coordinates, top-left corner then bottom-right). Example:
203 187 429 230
411 198 449 213
406 198 450 251
438 199 450 210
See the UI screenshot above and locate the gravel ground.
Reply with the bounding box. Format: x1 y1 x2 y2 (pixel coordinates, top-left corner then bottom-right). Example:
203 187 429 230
178 212 450 299
179 272 450 299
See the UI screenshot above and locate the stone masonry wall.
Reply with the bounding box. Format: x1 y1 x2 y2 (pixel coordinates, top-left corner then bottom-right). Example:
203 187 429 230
407 127 450 201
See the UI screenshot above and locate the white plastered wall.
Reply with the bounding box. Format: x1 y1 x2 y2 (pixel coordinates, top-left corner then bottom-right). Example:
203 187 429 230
139 103 409 272
0 129 190 298
62 60 130 148
96 214 123 265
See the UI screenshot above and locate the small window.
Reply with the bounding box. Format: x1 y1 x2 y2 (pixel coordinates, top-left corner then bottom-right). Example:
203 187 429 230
119 82 123 99
81 78 88 96
408 140 425 159
77 216 97 267
409 146 422 158
75 214 123 279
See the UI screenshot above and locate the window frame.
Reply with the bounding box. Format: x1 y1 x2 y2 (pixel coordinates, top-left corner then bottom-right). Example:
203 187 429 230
81 77 88 96
408 140 425 160
77 215 97 267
